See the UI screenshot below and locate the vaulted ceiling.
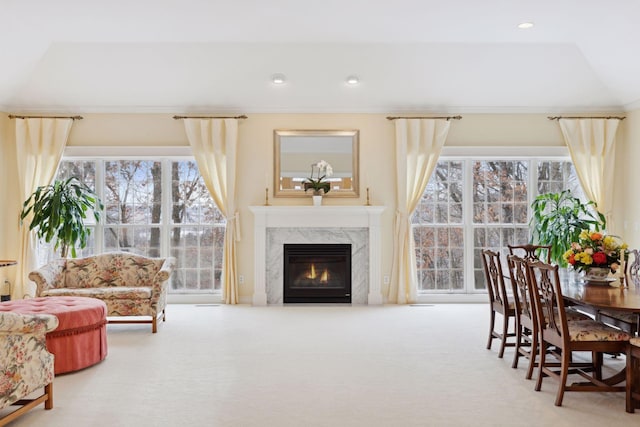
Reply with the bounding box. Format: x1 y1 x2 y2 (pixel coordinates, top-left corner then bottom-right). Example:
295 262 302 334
2 0 638 114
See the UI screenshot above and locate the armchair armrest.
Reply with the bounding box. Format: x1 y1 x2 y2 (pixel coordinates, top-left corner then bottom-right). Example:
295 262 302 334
0 312 59 335
150 257 176 305
28 259 67 296
154 257 176 283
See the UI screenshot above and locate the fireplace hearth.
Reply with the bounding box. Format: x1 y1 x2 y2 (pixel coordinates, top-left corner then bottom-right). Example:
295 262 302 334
283 244 351 303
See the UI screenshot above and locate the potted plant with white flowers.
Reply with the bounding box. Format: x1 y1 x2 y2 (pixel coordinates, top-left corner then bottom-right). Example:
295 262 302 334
303 160 333 205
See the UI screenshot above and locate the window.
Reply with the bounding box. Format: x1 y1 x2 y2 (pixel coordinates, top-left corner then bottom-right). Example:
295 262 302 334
50 158 225 295
413 154 583 294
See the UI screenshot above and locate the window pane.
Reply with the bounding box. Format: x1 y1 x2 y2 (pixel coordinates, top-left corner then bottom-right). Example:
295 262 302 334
538 161 587 202
44 158 226 296
413 161 465 292
169 161 225 293
104 160 162 225
473 161 528 225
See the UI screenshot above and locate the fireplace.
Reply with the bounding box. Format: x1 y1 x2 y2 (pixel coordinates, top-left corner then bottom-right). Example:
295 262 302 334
249 205 385 305
283 244 352 303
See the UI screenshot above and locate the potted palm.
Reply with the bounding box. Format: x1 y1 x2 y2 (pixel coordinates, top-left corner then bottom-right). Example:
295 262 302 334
20 177 103 258
529 189 605 267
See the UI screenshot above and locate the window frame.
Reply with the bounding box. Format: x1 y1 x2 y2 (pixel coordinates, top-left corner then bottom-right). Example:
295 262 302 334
60 146 224 303
414 146 574 303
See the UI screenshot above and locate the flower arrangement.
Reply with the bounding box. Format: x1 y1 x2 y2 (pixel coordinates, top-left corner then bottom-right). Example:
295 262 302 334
303 160 333 195
562 230 628 273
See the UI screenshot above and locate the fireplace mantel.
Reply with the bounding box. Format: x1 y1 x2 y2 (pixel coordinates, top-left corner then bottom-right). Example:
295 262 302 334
249 206 385 305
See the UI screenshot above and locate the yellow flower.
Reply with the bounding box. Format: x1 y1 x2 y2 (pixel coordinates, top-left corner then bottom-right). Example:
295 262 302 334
603 236 617 251
575 252 593 265
579 230 590 240
562 249 574 261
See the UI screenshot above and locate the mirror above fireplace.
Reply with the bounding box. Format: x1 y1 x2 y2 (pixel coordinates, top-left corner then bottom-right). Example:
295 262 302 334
274 129 359 198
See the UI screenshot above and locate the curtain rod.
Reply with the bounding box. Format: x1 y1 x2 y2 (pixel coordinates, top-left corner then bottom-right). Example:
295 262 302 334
172 115 248 120
547 116 626 121
8 114 83 120
386 115 462 121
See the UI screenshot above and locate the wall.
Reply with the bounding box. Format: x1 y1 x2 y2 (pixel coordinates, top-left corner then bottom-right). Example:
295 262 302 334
620 109 640 248
0 113 10 256
3 112 628 302
0 113 18 288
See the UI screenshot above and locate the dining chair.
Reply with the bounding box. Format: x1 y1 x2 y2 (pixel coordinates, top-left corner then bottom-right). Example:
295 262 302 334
508 255 590 380
627 337 640 413
481 249 516 358
508 243 593 317
507 254 540 378
528 260 630 406
508 244 551 263
598 249 640 336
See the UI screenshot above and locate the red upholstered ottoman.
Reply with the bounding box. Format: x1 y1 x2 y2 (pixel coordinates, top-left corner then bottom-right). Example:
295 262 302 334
0 296 107 374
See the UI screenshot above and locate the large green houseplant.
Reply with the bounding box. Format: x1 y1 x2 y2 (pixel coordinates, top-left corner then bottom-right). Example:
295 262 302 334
20 177 103 258
529 189 605 267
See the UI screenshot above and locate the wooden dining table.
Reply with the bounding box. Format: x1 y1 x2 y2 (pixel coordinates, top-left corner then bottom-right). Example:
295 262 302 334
559 270 640 411
560 271 640 321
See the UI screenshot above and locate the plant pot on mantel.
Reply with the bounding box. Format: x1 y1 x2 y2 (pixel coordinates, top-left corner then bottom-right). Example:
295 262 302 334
312 193 323 206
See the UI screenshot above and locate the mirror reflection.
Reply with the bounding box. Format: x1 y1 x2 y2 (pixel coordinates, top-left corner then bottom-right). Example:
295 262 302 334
274 130 359 198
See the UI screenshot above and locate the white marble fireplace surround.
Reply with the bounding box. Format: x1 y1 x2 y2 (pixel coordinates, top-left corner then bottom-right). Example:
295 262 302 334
249 206 385 306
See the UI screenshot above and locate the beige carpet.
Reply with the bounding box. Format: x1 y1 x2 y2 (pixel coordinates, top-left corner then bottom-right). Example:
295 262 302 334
4 303 638 426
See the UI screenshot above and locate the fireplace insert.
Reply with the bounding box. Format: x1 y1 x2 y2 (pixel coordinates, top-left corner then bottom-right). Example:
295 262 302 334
283 244 351 303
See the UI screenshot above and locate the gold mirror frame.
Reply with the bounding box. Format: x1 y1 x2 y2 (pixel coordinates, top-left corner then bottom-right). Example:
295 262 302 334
274 129 359 198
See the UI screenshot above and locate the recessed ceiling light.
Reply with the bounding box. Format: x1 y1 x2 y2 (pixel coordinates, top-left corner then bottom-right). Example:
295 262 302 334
271 73 286 85
346 75 359 85
517 22 534 29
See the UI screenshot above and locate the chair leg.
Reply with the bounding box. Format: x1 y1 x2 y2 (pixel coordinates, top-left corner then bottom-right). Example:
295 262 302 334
555 348 571 406
152 317 157 333
535 340 547 391
486 309 496 350
593 351 603 381
627 345 634 413
498 313 509 358
526 329 537 380
512 321 522 369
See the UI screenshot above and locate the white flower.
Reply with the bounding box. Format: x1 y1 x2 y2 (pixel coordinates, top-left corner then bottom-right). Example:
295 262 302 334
315 160 332 173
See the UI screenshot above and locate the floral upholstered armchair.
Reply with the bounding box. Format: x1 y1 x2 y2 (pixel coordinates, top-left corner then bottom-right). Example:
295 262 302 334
29 252 176 333
0 311 58 425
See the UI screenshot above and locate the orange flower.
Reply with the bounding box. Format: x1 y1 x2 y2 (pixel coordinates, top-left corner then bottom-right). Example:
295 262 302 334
590 232 603 241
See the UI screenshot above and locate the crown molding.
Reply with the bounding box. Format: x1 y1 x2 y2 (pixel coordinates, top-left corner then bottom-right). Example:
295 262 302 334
1 104 629 115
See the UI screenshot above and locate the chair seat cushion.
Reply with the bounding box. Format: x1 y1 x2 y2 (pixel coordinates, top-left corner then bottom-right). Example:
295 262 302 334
567 319 631 342
42 287 152 300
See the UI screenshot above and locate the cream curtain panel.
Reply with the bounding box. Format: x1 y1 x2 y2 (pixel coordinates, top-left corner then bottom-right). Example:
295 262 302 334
183 119 240 304
15 118 73 299
558 118 620 229
389 119 451 304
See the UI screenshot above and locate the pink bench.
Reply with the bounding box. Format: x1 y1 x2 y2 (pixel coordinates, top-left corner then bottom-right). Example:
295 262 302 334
0 296 107 374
